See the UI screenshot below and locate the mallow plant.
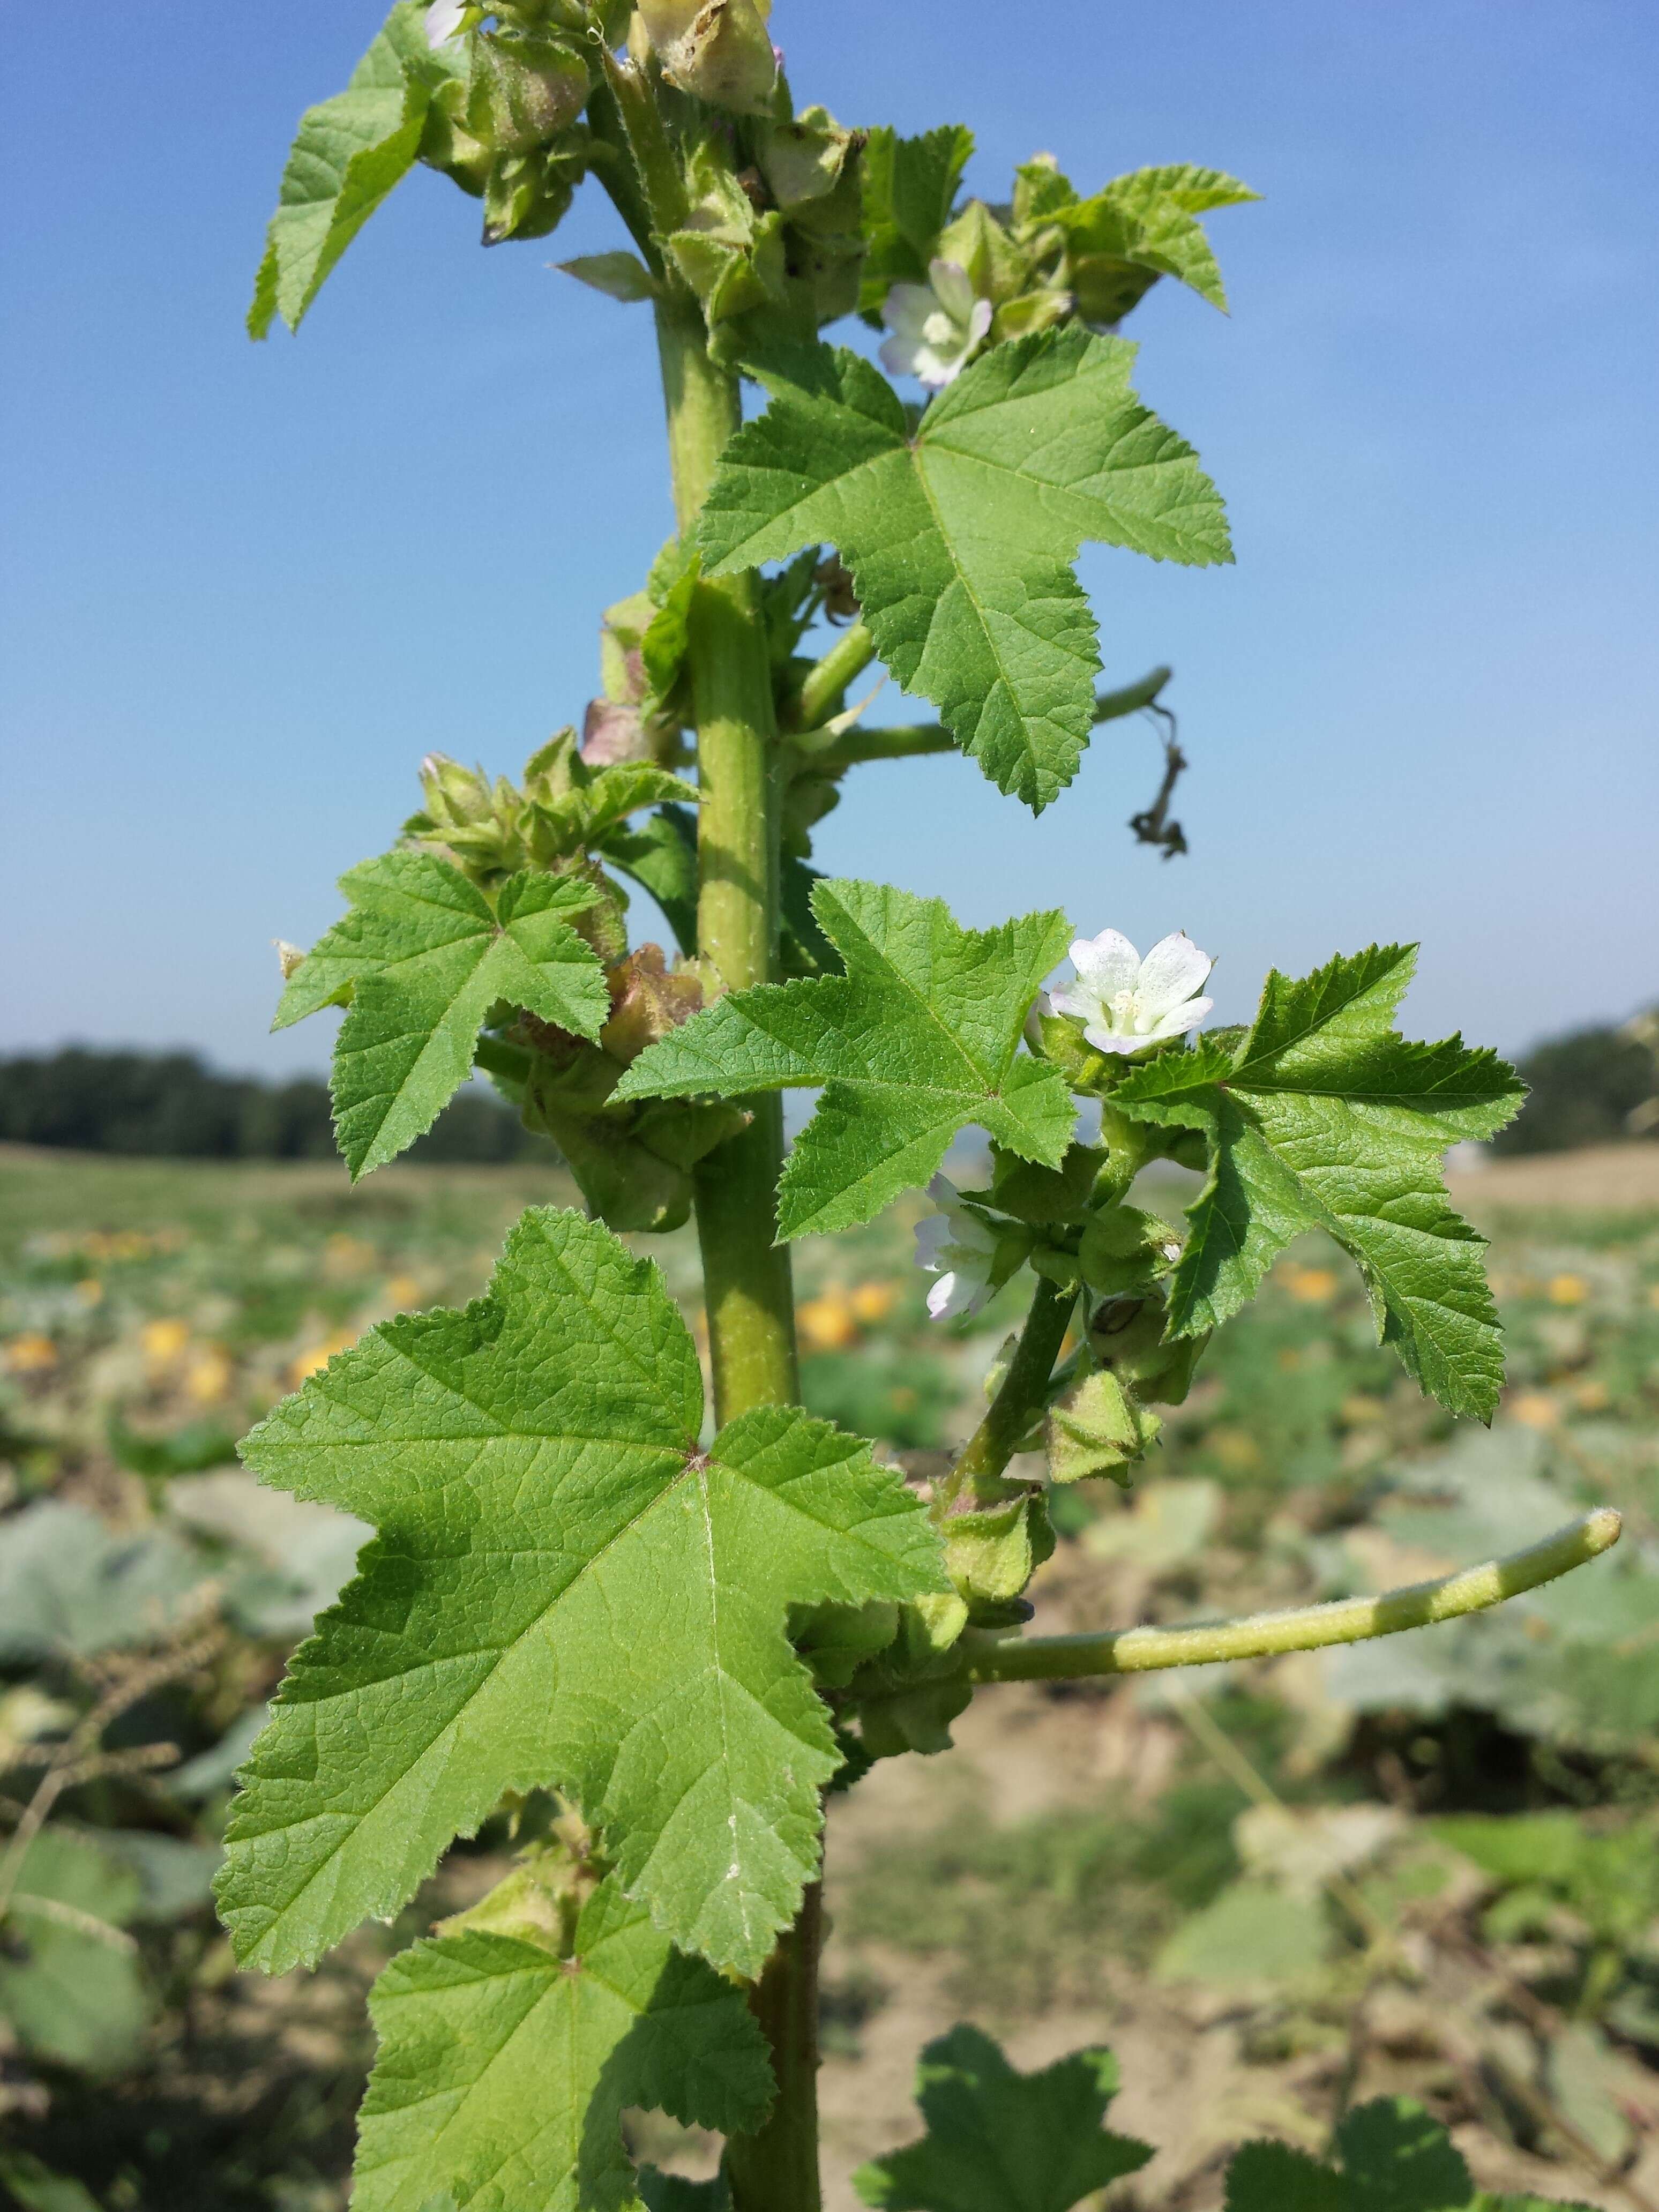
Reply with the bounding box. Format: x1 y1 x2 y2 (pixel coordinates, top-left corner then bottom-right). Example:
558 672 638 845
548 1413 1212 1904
226 5 1621 2206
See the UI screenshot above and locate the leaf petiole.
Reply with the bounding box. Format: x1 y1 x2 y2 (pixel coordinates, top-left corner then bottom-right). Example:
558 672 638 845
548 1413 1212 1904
965 1507 1623 1681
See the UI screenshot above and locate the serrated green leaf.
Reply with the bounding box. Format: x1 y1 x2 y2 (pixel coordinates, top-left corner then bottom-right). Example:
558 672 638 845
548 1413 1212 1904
616 880 1074 1237
1111 947 1525 1419
1222 2097 1589 2212
853 2024 1152 2212
274 851 608 1178
249 3 454 339
215 1208 945 1979
698 329 1229 810
1336 2099 1473 2212
1224 2142 1343 2212
860 123 976 316
1055 163 1259 323
355 1871 770 2212
538 762 701 852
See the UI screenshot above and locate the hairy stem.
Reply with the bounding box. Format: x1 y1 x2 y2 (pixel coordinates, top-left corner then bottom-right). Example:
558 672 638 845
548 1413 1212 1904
794 622 876 730
790 721 957 772
654 294 814 2212
965 1508 1622 1682
937 1277 1076 1516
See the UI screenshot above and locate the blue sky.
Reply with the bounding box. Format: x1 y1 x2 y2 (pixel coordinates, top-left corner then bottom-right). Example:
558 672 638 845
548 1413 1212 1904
3 1 1655 1077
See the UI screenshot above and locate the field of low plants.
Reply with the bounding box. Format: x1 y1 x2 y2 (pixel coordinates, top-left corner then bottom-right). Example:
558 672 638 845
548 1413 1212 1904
3 1139 1659 2211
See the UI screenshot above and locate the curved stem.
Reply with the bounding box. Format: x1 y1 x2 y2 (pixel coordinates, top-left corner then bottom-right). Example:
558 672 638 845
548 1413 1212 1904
936 1279 1075 1518
794 622 875 731
965 1508 1622 1682
790 721 956 772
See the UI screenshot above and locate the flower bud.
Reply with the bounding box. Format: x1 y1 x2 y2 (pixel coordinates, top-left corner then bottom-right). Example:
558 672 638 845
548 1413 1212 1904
638 0 778 116
274 940 305 981
419 752 495 827
469 32 592 156
599 944 704 1066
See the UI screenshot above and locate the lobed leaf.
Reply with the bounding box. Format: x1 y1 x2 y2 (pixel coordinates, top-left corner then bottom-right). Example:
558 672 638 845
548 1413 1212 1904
249 3 456 339
1223 2096 1593 2211
858 123 977 315
214 1208 945 1979
355 1872 771 2212
698 328 1230 810
1112 946 1526 1419
274 850 609 1178
1055 162 1259 322
617 879 1075 1236
853 2024 1152 2212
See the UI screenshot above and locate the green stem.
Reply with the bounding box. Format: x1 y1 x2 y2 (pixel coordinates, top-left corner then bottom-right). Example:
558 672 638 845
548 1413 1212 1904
965 1507 1623 1682
581 72 663 274
598 48 689 239
790 721 956 772
653 294 814 2212
937 1277 1076 1516
794 622 876 730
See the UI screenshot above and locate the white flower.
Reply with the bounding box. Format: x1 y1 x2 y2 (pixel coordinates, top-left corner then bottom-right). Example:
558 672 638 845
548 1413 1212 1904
913 1174 999 1322
425 0 473 48
1049 929 1214 1056
879 259 992 390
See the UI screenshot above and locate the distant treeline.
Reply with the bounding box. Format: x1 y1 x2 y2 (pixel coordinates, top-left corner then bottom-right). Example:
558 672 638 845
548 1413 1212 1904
0 1049 539 1163
3 1019 1653 1164
1496 1017 1658 1155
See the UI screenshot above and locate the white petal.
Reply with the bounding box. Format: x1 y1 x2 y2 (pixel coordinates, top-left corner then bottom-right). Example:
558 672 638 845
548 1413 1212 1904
926 1173 960 1204
965 296 993 345
914 1217 951 1267
1047 981 1101 1023
928 258 975 322
916 346 960 390
1082 1023 1141 1056
927 1271 970 1321
880 283 936 335
426 0 467 46
1146 996 1213 1042
1137 930 1213 1016
1069 929 1141 997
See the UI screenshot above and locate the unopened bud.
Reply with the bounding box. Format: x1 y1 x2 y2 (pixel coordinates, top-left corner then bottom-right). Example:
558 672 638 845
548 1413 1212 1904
638 0 778 116
274 940 305 981
419 752 495 826
469 32 591 156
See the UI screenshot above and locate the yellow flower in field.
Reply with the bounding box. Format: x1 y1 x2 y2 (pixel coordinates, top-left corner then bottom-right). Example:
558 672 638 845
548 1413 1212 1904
4 1333 58 1374
1548 1273 1589 1306
1279 1261 1338 1304
797 1290 858 1353
1508 1391 1560 1430
141 1317 191 1365
185 1349 234 1404
848 1280 899 1326
288 1326 361 1387
384 1274 424 1311
76 1277 103 1307
1573 1379 1611 1414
